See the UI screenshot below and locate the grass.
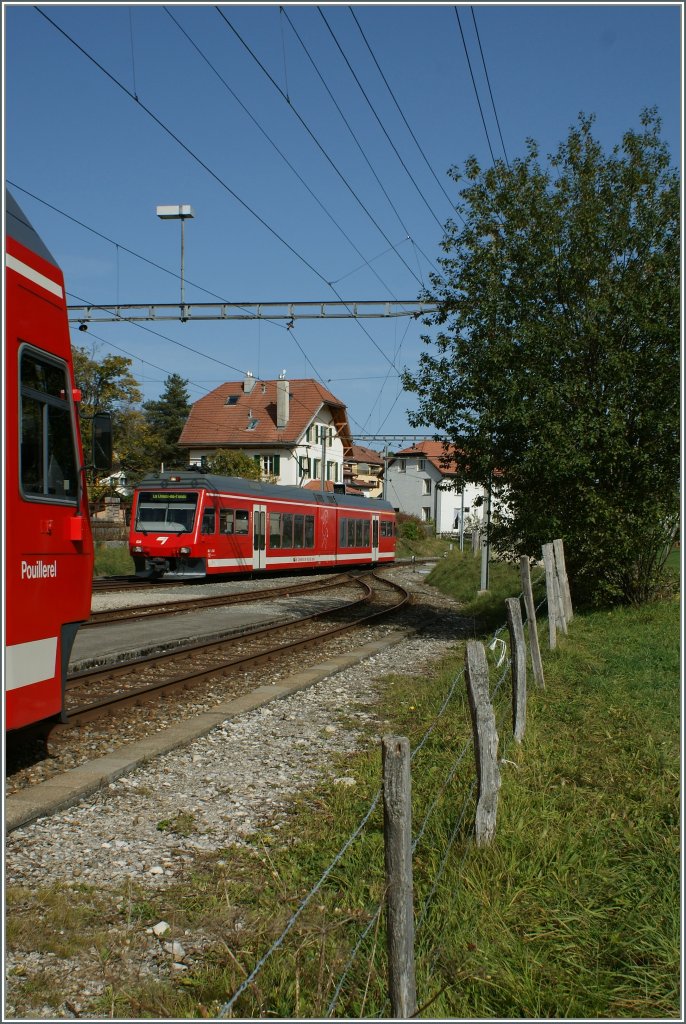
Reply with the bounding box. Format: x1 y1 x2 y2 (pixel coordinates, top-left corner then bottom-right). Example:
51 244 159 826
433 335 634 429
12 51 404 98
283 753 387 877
7 556 680 1019
93 542 135 577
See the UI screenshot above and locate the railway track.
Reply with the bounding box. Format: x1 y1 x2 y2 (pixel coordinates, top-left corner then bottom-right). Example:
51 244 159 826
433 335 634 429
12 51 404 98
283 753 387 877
62 572 410 728
86 570 366 626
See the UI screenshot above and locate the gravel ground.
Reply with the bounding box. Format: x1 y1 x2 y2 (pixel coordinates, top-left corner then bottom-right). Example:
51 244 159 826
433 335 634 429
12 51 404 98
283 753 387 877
4 566 472 1020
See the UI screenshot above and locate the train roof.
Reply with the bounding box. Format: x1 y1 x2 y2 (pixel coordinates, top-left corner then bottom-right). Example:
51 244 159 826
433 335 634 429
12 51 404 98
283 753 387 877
6 190 58 266
136 471 395 513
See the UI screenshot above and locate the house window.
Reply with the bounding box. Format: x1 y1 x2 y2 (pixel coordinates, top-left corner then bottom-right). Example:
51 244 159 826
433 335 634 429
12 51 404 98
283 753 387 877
397 460 406 473
313 459 321 479
422 478 432 495
299 456 311 478
225 395 239 406
417 459 425 471
260 454 281 476
421 506 431 523
326 461 338 482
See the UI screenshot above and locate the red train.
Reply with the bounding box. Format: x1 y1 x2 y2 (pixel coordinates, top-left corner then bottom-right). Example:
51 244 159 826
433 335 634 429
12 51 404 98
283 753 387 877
129 472 396 578
4 190 111 731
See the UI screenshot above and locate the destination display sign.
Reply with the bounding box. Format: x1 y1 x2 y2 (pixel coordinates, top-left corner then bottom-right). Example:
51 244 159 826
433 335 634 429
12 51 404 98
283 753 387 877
142 492 196 503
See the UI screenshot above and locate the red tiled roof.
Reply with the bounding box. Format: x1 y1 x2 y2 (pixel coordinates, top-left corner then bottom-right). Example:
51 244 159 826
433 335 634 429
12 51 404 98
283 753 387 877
178 379 353 452
348 444 384 466
392 440 465 476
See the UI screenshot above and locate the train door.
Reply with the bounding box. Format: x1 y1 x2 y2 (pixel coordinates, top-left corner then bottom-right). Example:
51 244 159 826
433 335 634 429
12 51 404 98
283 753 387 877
372 515 379 563
253 504 266 570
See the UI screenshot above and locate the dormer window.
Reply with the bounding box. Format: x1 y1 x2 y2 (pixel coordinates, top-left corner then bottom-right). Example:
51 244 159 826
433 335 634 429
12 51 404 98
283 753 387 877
246 418 259 430
225 395 239 406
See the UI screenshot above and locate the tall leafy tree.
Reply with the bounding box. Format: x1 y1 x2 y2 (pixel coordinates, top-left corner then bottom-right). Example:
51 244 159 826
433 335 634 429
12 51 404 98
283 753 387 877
142 373 192 470
404 110 679 605
72 345 144 475
205 449 263 480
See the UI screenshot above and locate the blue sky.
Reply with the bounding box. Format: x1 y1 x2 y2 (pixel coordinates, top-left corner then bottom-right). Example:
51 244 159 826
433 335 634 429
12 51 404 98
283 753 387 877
4 2 682 446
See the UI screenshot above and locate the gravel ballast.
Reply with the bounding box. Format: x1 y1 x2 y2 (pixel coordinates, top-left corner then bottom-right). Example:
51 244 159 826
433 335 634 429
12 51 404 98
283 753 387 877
4 566 472 1020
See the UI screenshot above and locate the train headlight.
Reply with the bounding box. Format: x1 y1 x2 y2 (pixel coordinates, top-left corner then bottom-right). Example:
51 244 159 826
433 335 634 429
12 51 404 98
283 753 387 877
132 544 143 553
179 546 191 555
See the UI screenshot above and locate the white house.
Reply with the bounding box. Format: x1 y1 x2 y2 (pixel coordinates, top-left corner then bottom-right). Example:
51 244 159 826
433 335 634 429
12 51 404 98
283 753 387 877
385 441 483 535
177 374 353 488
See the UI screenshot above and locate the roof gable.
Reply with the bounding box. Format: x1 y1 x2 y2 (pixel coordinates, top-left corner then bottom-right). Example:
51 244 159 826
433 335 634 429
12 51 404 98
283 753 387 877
178 378 353 452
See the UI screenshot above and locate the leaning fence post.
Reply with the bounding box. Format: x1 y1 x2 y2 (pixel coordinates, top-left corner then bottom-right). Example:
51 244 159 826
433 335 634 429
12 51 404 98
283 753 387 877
519 556 545 688
382 736 417 1019
465 641 500 845
542 543 558 649
553 538 573 623
505 597 527 742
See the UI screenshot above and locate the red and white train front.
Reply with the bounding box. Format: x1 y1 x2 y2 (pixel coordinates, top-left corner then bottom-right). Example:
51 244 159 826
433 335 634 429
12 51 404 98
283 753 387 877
4 192 96 730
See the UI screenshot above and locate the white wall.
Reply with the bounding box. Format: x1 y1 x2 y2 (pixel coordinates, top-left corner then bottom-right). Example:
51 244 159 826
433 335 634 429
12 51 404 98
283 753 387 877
385 455 482 534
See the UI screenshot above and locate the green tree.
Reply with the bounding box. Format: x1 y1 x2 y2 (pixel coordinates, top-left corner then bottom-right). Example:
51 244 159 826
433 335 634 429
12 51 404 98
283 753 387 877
205 449 263 480
142 373 192 470
73 344 144 474
404 110 679 606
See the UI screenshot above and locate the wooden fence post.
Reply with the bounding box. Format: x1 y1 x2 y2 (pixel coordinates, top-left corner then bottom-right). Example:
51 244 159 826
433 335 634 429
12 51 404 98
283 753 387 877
505 597 527 742
553 538 573 623
519 556 545 688
553 565 568 635
542 543 558 649
382 736 417 1019
465 641 500 845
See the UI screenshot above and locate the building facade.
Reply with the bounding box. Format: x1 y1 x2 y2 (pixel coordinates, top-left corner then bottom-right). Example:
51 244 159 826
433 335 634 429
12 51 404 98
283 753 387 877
177 375 353 488
385 441 483 535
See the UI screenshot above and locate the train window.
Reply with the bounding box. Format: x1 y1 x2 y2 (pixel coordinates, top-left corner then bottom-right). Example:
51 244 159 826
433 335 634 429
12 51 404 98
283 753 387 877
201 508 216 534
136 492 198 532
235 509 250 534
220 509 234 534
282 513 293 547
355 519 363 548
20 350 78 501
305 515 315 548
339 517 347 547
293 514 304 549
269 512 281 548
363 520 370 547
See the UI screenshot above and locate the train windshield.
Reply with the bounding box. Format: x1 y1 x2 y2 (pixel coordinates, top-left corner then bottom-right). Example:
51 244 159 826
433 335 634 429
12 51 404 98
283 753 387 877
135 491 198 533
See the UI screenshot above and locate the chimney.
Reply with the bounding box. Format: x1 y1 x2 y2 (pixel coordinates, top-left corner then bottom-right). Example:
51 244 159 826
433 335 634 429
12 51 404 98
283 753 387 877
243 371 255 394
276 378 289 429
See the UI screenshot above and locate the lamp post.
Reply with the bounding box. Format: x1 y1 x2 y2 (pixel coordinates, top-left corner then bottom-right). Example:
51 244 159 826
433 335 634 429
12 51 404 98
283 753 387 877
156 204 194 319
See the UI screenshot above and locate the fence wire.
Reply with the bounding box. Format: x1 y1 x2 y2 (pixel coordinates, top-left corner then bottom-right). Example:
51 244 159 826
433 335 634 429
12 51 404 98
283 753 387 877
219 563 557 1018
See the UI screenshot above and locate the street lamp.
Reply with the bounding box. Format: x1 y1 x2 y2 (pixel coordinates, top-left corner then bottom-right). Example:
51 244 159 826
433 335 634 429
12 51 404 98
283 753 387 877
156 204 194 319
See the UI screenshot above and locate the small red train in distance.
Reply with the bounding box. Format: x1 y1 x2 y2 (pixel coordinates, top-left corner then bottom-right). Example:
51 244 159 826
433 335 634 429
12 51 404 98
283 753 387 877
129 471 396 578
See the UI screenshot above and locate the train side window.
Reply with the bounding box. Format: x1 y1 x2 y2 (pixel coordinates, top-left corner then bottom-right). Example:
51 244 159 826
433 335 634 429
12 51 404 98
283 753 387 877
20 349 78 502
339 517 346 547
220 509 234 534
293 514 304 549
201 508 216 534
235 509 249 534
282 514 293 547
363 520 370 547
269 512 281 548
305 515 315 548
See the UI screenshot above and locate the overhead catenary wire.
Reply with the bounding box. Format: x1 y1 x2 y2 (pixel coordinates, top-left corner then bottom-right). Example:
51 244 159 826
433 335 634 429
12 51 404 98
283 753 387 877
454 6 497 166
31 5 414 428
163 6 415 304
471 5 510 169
318 5 447 235
213 5 429 290
347 5 460 219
